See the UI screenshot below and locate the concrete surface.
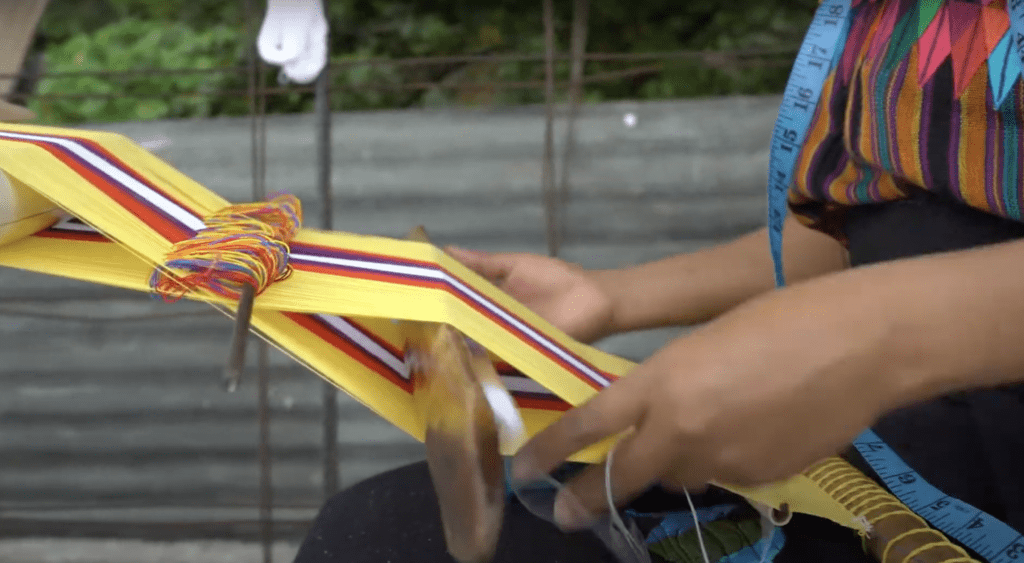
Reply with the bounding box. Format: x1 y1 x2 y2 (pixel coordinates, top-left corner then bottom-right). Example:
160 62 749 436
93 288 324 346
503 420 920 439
0 539 299 563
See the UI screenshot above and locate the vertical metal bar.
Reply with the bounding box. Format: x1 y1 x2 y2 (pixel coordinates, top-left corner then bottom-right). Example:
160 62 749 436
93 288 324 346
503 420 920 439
315 62 340 497
316 68 333 233
244 1 273 561
541 0 559 257
257 338 273 563
255 75 268 201
255 68 273 563
556 0 590 246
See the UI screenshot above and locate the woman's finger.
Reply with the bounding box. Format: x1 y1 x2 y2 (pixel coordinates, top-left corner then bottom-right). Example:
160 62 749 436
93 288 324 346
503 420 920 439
511 369 652 484
445 246 517 283
552 421 675 531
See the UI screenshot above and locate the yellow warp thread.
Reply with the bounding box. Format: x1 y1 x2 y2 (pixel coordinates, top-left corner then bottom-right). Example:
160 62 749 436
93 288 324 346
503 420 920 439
0 122 869 532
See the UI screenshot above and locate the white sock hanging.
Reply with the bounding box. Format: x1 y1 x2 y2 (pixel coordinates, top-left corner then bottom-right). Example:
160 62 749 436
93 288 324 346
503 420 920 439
257 0 329 84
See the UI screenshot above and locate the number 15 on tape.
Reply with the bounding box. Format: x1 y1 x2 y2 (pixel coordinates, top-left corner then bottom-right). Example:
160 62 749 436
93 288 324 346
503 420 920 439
767 0 850 287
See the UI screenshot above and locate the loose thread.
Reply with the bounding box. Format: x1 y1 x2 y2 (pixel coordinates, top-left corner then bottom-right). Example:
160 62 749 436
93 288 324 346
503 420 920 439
603 441 712 563
605 441 657 563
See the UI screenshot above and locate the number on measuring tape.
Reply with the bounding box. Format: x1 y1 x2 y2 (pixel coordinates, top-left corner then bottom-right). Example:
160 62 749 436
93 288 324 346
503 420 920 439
767 0 852 287
854 430 1024 563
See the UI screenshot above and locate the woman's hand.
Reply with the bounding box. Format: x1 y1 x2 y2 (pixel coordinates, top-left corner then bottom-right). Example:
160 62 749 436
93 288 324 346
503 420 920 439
446 247 615 343
447 219 849 342
510 276 901 531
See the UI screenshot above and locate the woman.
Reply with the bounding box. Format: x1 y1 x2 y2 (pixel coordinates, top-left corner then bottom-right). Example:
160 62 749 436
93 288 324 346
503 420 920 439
295 1 1024 561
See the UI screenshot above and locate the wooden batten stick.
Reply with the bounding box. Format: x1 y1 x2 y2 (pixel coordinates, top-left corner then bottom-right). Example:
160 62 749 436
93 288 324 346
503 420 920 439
406 224 431 243
224 283 258 391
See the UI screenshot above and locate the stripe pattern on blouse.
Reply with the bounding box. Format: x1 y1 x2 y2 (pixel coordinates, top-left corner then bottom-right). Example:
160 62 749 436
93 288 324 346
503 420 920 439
790 0 1024 238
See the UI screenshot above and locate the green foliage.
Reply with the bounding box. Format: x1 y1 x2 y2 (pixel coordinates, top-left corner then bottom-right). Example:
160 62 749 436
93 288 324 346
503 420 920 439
31 0 817 124
31 18 245 124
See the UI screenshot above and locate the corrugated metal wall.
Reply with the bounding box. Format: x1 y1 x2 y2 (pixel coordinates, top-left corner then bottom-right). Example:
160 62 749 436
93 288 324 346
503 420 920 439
0 95 778 540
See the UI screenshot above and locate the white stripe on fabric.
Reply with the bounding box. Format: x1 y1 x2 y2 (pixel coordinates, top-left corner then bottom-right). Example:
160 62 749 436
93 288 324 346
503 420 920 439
0 131 206 232
316 314 410 378
52 218 96 232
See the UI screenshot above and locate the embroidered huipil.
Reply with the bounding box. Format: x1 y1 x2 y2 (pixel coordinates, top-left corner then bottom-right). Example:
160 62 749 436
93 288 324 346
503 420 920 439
789 0 1024 241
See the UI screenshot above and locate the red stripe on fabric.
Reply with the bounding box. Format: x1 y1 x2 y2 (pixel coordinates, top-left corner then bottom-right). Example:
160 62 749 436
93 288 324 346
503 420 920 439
435 267 619 389
341 318 573 411
292 261 448 290
8 130 205 222
19 139 192 243
448 288 612 390
291 242 438 269
514 395 572 412
283 312 413 393
343 317 405 358
73 136 204 221
33 229 111 243
293 245 611 386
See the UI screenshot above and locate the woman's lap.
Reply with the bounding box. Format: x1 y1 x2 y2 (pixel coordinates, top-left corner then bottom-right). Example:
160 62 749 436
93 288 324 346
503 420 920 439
292 461 873 563
292 460 618 563
290 390 1022 563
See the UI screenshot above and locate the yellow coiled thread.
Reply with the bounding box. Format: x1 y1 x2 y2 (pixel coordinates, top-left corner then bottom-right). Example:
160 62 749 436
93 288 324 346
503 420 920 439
804 457 978 563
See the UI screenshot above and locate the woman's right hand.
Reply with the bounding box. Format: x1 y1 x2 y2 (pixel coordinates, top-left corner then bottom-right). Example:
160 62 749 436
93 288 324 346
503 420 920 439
445 247 616 343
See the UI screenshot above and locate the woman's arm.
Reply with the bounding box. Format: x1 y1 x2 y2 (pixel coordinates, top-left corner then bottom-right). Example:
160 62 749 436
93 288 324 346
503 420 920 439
592 216 849 334
845 236 1024 405
513 236 1024 520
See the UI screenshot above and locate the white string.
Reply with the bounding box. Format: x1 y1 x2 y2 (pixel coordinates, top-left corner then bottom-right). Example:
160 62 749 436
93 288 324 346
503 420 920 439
605 442 711 563
598 446 774 563
601 439 780 563
759 525 776 563
681 485 712 563
604 442 649 562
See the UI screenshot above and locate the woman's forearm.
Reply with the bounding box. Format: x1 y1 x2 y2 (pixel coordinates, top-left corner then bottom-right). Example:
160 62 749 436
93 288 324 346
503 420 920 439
591 216 849 334
862 237 1024 406
723 235 1024 413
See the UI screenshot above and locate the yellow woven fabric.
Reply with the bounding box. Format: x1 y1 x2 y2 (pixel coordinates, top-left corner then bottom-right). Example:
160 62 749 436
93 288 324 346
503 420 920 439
0 122 865 533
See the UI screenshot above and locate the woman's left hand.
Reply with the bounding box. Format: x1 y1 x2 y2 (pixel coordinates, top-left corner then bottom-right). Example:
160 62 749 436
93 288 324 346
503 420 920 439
511 281 900 531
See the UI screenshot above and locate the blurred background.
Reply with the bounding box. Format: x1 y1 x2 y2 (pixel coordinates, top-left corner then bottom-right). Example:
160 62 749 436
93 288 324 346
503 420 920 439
0 0 812 561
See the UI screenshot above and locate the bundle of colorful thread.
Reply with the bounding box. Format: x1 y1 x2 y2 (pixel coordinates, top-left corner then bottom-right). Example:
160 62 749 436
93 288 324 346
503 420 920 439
149 192 303 301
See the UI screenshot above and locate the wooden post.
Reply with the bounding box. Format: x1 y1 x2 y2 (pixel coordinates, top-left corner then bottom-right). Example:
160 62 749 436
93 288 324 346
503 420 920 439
0 0 50 121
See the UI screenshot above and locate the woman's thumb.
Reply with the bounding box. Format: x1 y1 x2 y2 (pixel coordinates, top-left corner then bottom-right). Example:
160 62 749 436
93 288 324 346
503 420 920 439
445 246 513 281
445 246 483 262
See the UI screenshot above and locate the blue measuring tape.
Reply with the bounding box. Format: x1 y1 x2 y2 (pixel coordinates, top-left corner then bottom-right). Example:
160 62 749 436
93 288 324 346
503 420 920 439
1010 0 1024 79
853 431 1024 563
767 1 1024 560
767 0 851 287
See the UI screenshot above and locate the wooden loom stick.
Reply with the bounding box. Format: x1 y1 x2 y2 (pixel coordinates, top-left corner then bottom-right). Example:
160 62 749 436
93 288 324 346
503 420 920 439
404 225 507 563
224 282 258 391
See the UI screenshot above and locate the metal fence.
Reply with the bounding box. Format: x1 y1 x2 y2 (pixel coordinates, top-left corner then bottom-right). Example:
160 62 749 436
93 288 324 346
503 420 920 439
0 2 795 561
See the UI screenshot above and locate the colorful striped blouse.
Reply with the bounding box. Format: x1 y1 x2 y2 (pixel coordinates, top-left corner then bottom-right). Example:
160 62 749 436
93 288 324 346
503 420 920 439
789 0 1024 242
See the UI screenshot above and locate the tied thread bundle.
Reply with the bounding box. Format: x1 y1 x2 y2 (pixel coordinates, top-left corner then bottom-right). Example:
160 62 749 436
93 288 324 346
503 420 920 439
149 193 303 302
804 458 978 563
